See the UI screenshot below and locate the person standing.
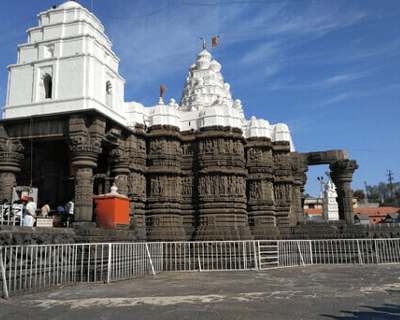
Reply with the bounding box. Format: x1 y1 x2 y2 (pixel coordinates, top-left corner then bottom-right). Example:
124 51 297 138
23 197 37 227
64 199 74 226
41 201 51 218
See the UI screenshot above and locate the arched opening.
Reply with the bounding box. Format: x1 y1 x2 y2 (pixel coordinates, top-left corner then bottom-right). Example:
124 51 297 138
43 74 52 99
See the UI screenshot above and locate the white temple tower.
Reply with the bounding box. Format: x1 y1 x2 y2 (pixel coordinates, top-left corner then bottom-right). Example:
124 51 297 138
3 1 126 123
322 175 339 221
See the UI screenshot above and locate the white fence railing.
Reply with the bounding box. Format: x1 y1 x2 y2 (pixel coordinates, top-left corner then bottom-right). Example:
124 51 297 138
1 239 400 298
277 239 400 267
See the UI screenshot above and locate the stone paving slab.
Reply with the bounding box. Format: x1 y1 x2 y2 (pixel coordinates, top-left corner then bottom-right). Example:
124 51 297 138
1 265 400 319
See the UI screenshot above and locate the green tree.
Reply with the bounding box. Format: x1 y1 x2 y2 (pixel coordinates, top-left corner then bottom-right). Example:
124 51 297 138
366 181 400 206
353 189 366 203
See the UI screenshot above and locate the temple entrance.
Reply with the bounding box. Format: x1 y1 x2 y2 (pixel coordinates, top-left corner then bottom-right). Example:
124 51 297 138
17 138 73 210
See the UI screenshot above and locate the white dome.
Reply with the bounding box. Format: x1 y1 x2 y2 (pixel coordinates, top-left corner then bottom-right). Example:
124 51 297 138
271 123 295 151
209 60 221 72
273 123 290 134
196 50 212 70
245 116 271 138
199 106 242 129
149 103 180 127
58 1 83 9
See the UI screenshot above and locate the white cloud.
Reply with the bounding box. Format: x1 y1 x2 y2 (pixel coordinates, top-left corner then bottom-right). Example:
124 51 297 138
241 41 283 65
320 83 400 107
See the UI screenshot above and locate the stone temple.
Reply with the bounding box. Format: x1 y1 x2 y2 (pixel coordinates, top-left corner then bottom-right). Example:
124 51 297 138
0 1 358 241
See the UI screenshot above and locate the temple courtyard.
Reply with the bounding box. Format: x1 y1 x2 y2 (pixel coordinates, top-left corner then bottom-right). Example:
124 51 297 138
1 265 399 319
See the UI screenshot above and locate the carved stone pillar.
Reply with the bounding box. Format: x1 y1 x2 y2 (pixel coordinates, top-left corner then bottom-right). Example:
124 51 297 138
74 167 96 222
69 117 104 223
246 138 278 239
330 160 359 224
290 153 308 225
147 125 186 241
0 127 24 202
127 130 147 241
195 128 251 241
272 141 293 228
180 138 197 239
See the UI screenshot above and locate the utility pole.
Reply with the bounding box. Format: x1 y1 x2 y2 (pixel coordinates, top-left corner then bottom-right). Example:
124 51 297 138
364 181 369 197
387 170 394 198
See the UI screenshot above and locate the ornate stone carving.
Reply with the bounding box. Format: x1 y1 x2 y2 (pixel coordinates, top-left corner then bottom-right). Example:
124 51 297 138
199 139 244 156
128 172 146 197
182 177 193 196
75 168 93 206
150 139 163 154
248 148 262 162
0 172 16 202
274 152 289 165
198 175 246 197
182 143 194 156
274 183 292 201
249 181 262 199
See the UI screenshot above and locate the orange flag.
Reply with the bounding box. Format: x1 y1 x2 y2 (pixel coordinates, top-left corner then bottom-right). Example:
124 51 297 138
160 85 166 98
212 36 220 47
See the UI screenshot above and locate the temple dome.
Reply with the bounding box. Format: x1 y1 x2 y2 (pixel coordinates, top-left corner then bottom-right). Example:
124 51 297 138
245 116 271 138
209 60 221 72
58 1 83 9
196 50 212 70
149 102 180 128
199 105 242 129
272 123 295 151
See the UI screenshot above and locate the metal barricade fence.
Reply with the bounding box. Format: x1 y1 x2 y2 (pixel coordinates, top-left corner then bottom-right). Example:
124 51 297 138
1 239 400 298
0 242 162 298
162 241 258 272
277 239 400 267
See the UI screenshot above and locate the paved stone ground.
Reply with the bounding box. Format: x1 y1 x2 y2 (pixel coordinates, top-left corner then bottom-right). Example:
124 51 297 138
1 265 400 319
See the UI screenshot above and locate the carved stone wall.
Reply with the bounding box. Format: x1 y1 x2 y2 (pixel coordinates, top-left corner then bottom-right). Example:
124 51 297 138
0 112 359 241
146 125 186 241
194 128 251 241
273 141 294 228
245 138 278 239
126 129 147 241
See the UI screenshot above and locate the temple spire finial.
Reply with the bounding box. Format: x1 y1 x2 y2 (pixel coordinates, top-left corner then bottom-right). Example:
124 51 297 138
202 39 206 51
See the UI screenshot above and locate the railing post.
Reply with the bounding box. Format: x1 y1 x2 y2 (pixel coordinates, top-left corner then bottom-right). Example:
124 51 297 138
145 244 156 276
297 241 305 266
197 254 202 272
357 240 363 265
107 243 112 283
277 240 280 268
0 247 9 300
309 241 313 265
253 241 259 271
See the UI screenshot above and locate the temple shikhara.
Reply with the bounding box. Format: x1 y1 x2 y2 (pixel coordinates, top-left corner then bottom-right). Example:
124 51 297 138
0 1 359 241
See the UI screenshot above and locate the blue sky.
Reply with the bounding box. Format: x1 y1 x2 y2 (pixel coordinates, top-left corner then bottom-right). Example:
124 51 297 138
0 0 399 197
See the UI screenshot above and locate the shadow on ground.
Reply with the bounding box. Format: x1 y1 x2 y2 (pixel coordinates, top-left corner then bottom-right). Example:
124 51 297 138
323 304 400 319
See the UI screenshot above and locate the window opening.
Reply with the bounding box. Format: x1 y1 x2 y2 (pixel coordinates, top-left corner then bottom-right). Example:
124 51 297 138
106 81 113 107
43 75 52 99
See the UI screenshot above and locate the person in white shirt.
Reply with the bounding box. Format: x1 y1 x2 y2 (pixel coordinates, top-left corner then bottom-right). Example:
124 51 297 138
22 197 37 227
65 199 74 226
